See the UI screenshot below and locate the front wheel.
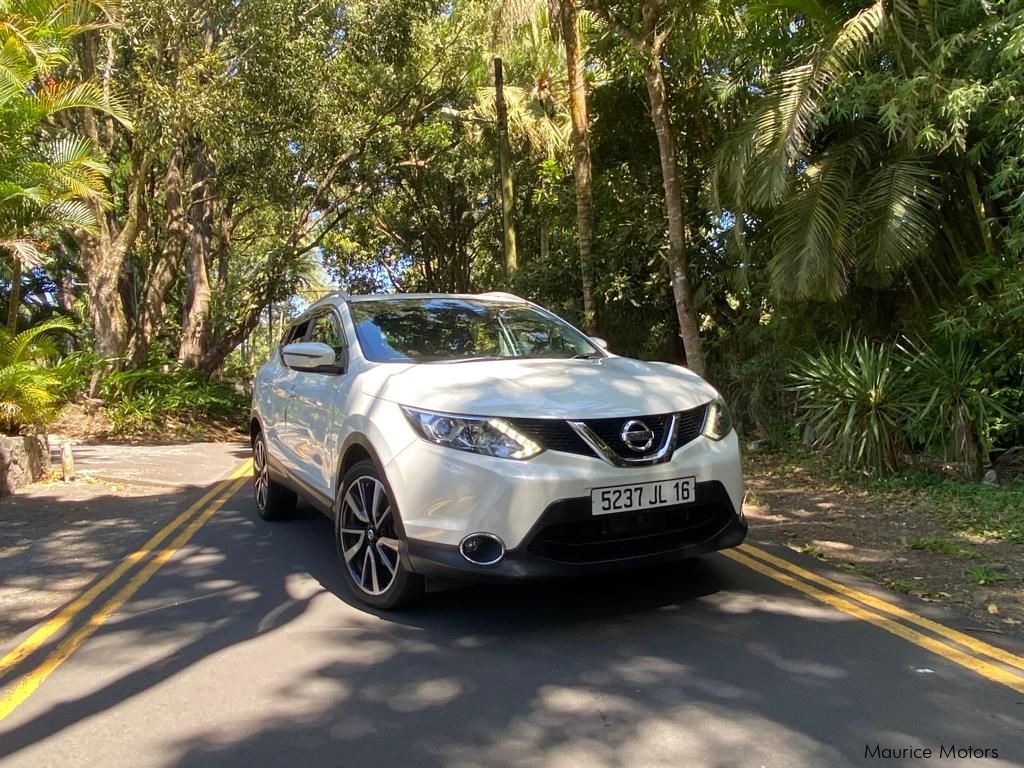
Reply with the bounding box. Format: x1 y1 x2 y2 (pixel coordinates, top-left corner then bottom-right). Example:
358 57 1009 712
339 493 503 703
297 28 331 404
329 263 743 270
335 460 423 610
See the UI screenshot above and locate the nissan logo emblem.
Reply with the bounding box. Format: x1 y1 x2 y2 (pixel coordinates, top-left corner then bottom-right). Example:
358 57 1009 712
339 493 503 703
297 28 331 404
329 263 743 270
620 419 655 452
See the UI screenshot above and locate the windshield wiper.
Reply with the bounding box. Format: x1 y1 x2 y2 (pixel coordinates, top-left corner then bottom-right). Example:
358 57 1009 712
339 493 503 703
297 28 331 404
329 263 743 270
572 352 602 359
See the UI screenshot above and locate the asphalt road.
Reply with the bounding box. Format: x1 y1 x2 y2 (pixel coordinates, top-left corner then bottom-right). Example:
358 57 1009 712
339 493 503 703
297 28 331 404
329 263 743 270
0 450 1022 768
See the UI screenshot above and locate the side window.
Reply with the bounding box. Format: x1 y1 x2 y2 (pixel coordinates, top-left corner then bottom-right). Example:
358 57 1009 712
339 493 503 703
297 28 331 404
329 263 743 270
281 319 310 347
309 311 347 360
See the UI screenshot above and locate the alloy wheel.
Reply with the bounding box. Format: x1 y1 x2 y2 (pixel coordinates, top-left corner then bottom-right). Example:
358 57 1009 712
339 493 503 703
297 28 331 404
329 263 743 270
253 438 269 511
339 476 401 595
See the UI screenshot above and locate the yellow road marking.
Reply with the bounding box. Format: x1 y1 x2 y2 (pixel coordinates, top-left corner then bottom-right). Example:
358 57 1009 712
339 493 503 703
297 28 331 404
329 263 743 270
0 462 251 679
722 548 1024 694
0 470 250 721
738 543 1024 674
0 462 252 677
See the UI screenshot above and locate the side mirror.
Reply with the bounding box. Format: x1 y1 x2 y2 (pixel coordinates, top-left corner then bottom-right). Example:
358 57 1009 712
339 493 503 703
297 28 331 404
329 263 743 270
589 336 609 351
282 341 338 372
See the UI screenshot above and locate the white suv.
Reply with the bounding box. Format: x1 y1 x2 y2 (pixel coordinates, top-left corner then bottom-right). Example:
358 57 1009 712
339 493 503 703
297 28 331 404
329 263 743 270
251 292 745 608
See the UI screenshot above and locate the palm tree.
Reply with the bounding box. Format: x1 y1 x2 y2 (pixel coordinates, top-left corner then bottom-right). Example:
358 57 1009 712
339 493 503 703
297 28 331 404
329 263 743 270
0 315 74 433
0 0 128 332
473 9 571 265
713 0 988 302
495 0 599 333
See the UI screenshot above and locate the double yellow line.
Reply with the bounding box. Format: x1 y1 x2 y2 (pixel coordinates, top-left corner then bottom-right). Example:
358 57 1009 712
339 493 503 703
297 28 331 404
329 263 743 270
724 543 1024 694
0 460 252 721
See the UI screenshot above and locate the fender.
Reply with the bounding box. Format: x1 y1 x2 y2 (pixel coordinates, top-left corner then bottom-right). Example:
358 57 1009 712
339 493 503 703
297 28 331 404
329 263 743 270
334 433 410 541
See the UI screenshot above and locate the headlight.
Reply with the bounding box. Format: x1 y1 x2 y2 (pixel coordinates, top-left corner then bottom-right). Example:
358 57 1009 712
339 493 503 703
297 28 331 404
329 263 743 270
401 407 543 460
702 397 733 440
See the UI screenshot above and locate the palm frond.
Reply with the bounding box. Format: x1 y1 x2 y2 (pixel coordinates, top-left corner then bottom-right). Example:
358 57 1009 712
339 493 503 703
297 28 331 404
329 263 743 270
43 198 99 231
856 158 942 280
770 140 864 299
748 0 839 30
30 79 133 128
0 237 46 267
0 37 33 104
0 315 75 365
492 0 548 44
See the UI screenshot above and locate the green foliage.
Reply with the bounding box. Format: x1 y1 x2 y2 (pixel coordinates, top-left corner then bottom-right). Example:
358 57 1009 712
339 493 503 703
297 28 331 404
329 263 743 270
885 578 915 595
789 325 1018 476
714 0 1024 306
926 480 1024 544
0 0 1017 494
0 316 74 432
790 335 913 473
0 0 125 267
902 536 975 558
51 349 104 401
965 565 1009 586
901 332 1011 479
862 469 1024 543
100 366 247 436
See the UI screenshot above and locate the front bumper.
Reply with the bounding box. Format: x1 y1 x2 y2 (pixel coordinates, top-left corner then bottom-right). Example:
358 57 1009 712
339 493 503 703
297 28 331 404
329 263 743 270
383 427 745 580
403 479 747 581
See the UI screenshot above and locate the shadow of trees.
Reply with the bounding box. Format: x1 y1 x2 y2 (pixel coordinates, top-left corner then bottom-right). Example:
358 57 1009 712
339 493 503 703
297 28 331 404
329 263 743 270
1 477 1022 768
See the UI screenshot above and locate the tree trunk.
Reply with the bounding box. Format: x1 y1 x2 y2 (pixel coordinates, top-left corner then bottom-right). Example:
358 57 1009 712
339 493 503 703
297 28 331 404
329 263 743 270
559 1 598 334
178 143 216 368
6 257 20 334
641 6 706 377
197 301 266 376
58 270 74 312
79 233 130 362
130 145 188 367
75 33 148 380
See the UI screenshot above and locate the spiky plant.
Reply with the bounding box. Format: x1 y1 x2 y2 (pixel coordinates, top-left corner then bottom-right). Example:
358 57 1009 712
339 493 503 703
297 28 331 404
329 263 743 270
790 335 914 473
900 333 1010 480
0 316 74 433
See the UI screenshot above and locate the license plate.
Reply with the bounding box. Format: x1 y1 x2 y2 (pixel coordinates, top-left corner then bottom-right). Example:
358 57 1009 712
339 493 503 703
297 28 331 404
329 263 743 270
591 476 696 516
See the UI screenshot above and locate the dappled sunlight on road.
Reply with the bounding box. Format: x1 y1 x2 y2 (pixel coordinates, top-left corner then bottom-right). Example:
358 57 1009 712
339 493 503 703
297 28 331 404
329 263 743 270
1 486 1021 768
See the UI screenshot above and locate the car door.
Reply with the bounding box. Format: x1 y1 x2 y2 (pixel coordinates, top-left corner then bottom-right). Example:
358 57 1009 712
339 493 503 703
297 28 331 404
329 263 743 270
261 318 309 472
286 307 351 501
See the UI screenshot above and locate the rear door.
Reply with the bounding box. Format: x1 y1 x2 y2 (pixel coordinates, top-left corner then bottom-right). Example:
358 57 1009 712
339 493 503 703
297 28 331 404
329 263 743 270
286 307 352 502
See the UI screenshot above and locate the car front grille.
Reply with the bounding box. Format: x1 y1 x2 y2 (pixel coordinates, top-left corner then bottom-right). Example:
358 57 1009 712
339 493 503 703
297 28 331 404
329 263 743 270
526 482 735 564
506 403 709 463
674 404 709 450
505 419 593 458
578 413 672 458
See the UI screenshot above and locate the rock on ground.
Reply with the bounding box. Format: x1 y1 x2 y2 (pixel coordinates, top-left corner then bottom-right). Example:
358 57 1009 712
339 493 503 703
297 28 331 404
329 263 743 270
0 435 51 497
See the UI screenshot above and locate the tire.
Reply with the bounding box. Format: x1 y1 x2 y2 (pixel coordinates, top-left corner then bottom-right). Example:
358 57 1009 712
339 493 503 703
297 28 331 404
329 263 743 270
252 431 297 520
335 459 423 610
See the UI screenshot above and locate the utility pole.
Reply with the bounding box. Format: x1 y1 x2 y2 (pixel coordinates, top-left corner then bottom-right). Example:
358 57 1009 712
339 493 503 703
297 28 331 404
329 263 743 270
494 57 517 281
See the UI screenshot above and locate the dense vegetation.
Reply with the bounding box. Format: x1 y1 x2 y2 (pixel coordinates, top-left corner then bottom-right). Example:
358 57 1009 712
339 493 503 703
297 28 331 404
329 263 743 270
1 0 1021 474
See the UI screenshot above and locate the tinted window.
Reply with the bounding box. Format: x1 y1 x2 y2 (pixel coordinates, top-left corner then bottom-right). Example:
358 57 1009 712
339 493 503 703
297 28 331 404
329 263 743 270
348 299 599 363
281 319 310 346
309 311 346 358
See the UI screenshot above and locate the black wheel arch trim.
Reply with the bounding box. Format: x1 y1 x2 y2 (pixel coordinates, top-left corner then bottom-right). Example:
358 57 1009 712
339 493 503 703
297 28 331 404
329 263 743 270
335 434 410 543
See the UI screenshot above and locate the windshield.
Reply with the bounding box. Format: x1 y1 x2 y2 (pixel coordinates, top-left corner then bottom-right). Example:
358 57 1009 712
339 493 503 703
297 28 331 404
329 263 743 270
348 298 601 363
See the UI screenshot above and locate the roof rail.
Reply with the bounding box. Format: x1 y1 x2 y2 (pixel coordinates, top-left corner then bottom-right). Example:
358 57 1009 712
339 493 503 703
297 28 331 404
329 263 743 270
476 291 525 302
317 289 350 301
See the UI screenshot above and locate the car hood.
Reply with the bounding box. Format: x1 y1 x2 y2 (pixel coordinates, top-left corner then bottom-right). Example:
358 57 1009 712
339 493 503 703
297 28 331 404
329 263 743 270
362 356 718 419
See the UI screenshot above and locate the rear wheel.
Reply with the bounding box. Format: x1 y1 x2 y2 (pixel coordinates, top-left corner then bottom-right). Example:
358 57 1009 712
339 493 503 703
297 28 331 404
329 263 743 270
336 459 423 609
252 431 296 520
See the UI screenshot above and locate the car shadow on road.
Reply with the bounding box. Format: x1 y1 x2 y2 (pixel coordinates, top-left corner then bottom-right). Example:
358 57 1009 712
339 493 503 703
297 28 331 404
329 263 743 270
1 481 1021 768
